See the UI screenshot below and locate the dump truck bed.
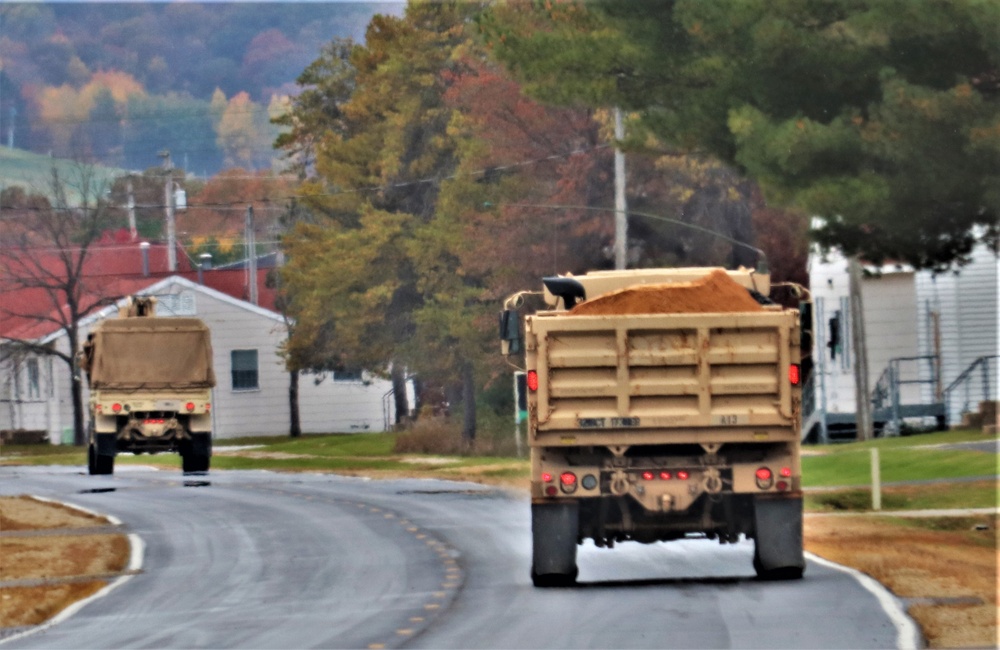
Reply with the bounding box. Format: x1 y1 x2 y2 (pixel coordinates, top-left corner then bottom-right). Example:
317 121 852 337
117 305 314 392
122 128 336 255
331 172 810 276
526 308 801 447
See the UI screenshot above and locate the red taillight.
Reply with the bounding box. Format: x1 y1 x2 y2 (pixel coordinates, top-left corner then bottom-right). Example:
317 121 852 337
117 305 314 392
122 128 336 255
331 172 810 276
559 472 577 494
206 403 211 411
526 370 539 392
776 480 789 491
642 471 655 481
186 402 196 412
659 471 672 481
545 486 558 496
541 472 553 483
789 364 801 386
111 403 122 413
780 466 792 478
677 470 690 481
756 467 774 489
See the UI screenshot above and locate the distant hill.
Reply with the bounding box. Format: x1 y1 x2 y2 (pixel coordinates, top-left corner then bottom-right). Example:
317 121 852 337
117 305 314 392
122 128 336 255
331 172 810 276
0 146 128 204
0 2 404 175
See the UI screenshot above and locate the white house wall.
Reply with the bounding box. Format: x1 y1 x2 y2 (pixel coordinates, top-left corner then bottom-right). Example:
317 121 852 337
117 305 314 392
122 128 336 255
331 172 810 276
808 253 919 414
861 272 922 407
0 353 57 435
916 243 999 423
297 372 396 433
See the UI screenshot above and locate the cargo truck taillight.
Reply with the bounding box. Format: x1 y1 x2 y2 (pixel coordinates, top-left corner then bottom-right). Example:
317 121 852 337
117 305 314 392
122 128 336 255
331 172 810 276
755 467 774 490
541 472 553 483
560 472 577 494
186 402 196 412
642 471 655 481
780 467 792 478
789 364 801 385
526 370 539 392
659 471 672 481
676 470 689 481
111 403 122 413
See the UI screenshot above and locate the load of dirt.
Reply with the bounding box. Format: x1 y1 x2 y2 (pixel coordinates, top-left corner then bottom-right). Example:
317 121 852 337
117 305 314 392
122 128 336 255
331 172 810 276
570 269 764 316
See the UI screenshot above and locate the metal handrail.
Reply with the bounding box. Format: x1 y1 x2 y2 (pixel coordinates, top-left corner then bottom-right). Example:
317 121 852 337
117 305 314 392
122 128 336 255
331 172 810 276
942 355 999 423
871 355 941 434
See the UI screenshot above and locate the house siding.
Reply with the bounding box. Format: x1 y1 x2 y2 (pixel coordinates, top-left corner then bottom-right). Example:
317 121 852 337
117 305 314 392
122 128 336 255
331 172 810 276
916 244 999 423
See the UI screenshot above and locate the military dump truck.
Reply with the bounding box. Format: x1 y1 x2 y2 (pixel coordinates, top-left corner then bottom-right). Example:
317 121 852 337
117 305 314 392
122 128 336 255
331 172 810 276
500 267 807 586
80 297 216 475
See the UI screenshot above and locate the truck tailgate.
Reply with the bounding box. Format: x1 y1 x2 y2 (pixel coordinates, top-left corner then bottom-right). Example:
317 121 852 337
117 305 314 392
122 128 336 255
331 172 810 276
528 310 800 434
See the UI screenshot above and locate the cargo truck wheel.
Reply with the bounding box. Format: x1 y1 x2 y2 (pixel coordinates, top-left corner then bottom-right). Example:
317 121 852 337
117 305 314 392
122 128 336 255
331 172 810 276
182 453 210 474
88 444 114 475
182 433 211 474
753 496 805 580
531 502 579 587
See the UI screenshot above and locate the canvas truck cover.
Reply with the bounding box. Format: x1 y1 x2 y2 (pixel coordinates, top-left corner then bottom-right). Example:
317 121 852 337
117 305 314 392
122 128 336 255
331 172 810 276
84 318 216 390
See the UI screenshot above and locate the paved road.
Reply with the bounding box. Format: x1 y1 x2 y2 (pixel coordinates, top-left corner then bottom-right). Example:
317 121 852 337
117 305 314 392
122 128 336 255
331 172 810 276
1 465 917 649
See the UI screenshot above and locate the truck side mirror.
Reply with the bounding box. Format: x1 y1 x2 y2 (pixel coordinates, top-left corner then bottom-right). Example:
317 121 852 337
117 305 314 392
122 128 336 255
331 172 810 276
499 309 522 356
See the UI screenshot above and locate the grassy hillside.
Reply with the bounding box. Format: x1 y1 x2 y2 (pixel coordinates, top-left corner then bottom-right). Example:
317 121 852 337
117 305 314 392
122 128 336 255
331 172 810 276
0 148 129 204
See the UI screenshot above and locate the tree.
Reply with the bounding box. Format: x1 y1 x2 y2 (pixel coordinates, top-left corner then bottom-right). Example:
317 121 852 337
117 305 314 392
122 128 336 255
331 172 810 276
483 0 1000 270
272 38 356 178
0 165 118 445
281 3 483 435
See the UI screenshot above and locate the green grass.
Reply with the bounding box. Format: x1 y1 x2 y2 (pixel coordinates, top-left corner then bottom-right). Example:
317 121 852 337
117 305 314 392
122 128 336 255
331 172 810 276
0 444 85 466
802 429 998 488
805 480 998 512
217 432 399 457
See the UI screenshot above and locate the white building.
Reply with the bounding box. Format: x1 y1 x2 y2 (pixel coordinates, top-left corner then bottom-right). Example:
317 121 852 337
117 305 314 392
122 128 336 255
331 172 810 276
1 276 404 442
805 239 998 440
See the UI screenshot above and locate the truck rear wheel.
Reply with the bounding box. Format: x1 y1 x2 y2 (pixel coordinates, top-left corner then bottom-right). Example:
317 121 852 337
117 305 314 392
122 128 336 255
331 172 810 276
182 433 211 474
753 496 805 580
531 502 579 587
88 444 114 475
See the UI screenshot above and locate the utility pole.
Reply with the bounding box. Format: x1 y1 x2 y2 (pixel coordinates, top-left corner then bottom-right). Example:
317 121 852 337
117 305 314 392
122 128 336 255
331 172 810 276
164 177 176 272
613 107 628 270
160 150 177 272
849 257 873 440
126 176 137 241
245 205 258 306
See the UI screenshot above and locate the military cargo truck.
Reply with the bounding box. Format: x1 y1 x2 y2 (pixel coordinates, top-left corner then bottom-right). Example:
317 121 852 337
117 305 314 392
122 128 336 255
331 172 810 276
80 297 216 475
500 268 807 586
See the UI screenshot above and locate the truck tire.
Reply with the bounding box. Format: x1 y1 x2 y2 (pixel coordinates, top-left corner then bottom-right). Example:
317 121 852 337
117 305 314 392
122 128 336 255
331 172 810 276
88 444 114 475
753 496 805 580
182 452 210 474
182 433 211 474
531 502 579 587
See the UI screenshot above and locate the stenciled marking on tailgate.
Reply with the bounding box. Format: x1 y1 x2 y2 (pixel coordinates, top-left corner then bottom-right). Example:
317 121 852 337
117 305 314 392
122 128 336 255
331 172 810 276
577 417 641 428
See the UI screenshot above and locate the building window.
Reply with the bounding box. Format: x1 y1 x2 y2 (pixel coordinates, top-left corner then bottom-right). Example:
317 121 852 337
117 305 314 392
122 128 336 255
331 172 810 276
26 358 40 399
231 350 259 391
334 369 364 382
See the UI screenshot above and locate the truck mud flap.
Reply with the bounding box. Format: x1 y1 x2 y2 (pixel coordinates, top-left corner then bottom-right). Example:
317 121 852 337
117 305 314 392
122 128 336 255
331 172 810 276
531 502 579 587
753 496 805 580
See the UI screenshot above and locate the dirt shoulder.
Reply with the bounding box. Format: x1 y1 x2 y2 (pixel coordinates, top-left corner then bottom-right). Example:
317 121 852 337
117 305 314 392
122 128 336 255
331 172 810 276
0 496 130 630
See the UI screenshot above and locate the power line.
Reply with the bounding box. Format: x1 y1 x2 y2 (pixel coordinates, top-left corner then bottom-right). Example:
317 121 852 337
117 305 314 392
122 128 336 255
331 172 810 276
0 143 610 216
